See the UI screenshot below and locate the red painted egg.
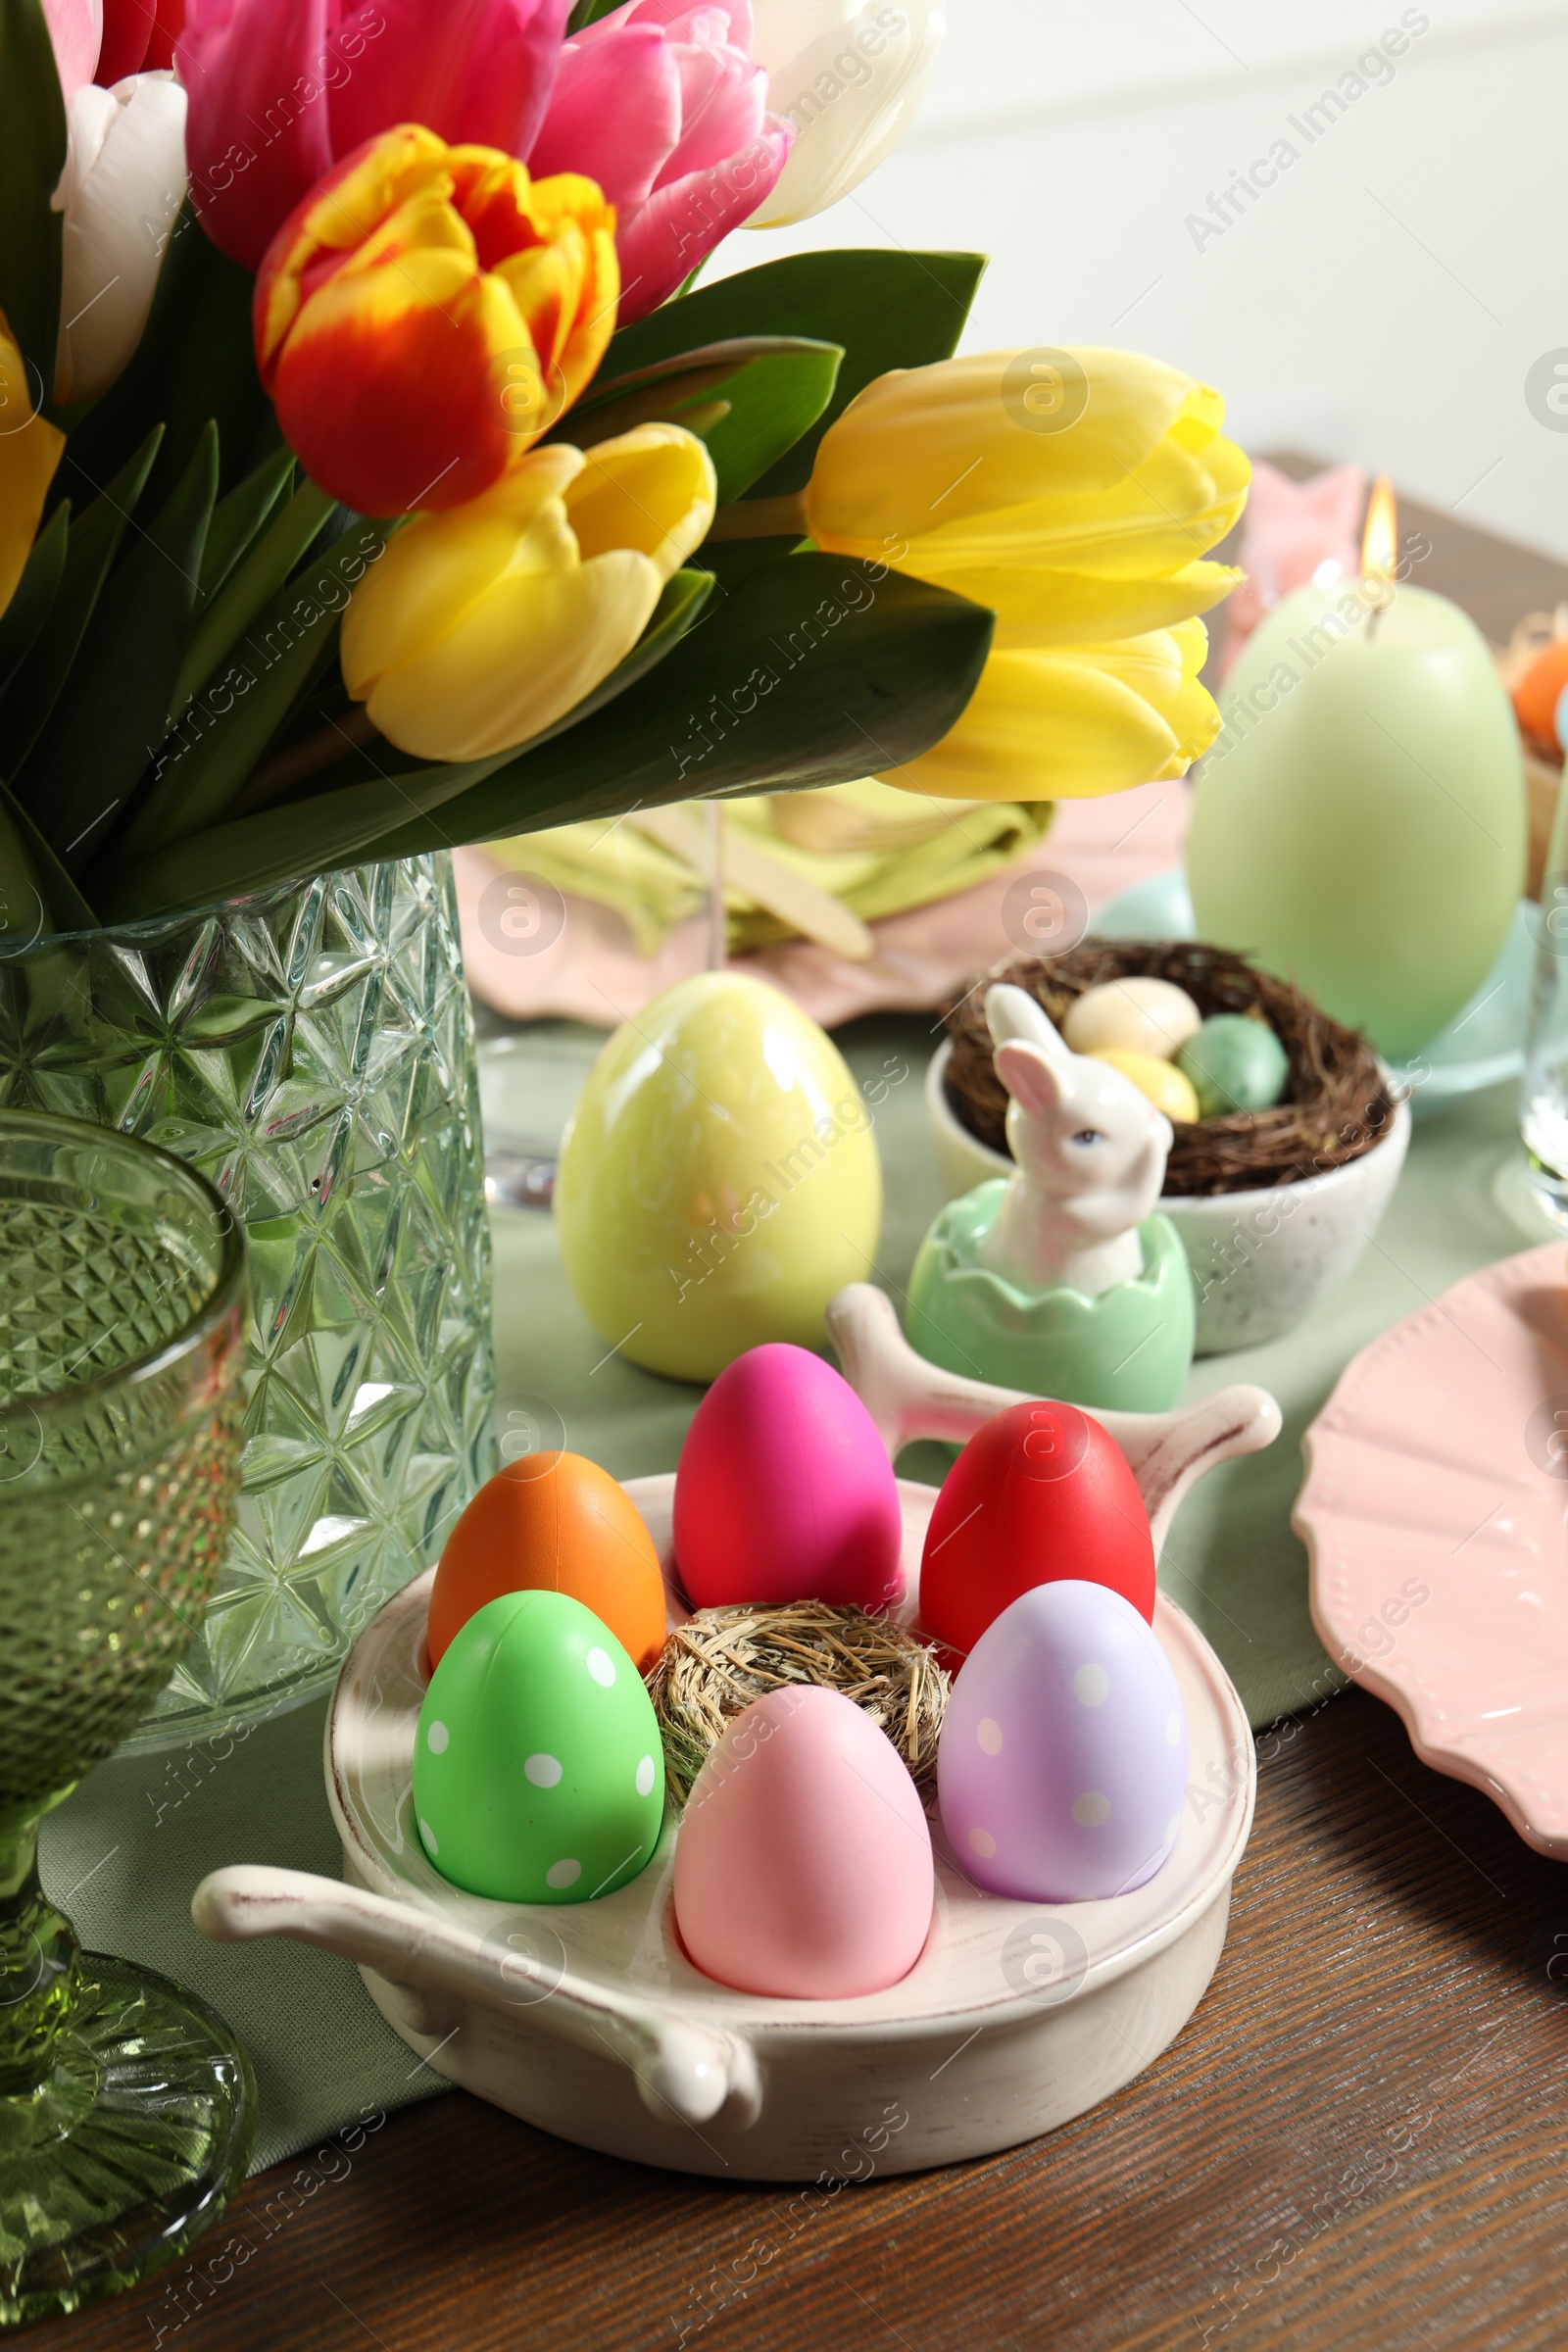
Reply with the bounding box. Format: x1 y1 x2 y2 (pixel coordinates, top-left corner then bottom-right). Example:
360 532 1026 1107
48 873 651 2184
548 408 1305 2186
918 1399 1154 1661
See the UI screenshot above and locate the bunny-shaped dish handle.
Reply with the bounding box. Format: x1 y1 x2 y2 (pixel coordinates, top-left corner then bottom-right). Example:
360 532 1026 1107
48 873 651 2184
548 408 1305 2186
192 1865 760 2130
824 1283 1279 1548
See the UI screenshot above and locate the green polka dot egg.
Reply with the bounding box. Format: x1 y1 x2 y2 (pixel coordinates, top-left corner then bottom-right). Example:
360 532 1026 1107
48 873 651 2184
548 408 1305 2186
413 1590 665 1904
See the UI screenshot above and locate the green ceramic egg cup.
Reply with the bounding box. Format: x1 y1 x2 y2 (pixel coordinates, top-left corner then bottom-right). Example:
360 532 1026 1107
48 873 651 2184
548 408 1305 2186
906 1187 1196 1413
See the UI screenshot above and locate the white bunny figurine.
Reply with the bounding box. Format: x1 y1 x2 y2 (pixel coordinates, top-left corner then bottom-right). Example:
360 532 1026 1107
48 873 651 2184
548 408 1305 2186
977 982 1173 1298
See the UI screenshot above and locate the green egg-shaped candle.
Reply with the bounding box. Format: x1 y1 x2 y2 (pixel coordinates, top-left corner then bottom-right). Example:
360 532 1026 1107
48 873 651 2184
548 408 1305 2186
414 1591 665 1903
1178 1014 1290 1118
1186 579 1525 1058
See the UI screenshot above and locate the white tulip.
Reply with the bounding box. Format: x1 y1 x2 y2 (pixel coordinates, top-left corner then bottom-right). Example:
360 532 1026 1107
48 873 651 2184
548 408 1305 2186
53 72 187 408
746 0 946 226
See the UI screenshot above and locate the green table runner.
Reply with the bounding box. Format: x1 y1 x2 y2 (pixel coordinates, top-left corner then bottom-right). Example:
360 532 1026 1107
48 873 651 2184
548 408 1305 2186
38 1017 1533 2167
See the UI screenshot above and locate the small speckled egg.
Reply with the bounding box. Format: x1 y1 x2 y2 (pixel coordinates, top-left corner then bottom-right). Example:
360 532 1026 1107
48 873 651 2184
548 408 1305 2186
1062 977 1201 1062
938 1580 1189 1902
1177 1014 1290 1118
674 1686 933 1998
414 1591 664 1904
1088 1048 1199 1124
428 1451 666 1674
674 1343 903 1611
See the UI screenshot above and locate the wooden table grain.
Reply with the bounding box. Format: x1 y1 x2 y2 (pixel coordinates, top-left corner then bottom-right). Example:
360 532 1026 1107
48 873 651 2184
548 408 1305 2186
47 485 1568 2352
61 1686 1568 2352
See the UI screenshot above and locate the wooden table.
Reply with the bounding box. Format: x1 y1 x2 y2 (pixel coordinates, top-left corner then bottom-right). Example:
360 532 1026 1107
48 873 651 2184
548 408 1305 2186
50 490 1568 2351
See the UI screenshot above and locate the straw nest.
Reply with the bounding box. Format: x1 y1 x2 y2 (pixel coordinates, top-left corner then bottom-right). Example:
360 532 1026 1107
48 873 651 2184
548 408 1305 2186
648 1602 950 1805
943 941 1395 1198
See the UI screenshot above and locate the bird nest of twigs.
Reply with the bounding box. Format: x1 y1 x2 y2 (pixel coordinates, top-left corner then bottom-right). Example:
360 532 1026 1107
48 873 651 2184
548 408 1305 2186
942 941 1395 1198
648 1602 950 1805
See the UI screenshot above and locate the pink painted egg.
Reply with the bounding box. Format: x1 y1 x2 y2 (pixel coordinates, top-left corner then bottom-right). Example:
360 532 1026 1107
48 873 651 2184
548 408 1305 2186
673 1686 934 1998
938 1581 1189 1902
673 1343 902 1610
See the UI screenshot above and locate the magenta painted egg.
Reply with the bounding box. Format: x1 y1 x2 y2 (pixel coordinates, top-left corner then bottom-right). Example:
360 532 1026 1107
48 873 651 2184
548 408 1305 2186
673 1343 902 1610
938 1581 1189 1902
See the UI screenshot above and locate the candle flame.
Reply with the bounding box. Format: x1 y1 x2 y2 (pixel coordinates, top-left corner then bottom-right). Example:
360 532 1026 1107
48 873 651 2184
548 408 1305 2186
1361 474 1397 581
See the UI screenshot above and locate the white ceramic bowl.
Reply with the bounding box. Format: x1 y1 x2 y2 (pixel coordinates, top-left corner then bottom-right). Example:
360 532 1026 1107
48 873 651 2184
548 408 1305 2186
926 1041 1412 1356
197 1478 1251 2181
193 1289 1273 2181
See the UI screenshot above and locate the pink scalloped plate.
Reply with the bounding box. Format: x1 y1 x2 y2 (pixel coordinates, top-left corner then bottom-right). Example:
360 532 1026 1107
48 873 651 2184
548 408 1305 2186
1297 1241 1568 1858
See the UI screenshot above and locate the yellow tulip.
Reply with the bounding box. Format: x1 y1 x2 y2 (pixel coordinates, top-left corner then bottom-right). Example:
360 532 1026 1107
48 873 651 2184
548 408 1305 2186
901 618 1216 802
341 423 716 762
0 311 65 624
803 347 1249 799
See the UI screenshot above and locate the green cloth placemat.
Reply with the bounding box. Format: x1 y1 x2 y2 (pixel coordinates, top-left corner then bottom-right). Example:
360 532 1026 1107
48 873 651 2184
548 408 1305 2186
1154 1074 1529 1728
37 1016 1533 2167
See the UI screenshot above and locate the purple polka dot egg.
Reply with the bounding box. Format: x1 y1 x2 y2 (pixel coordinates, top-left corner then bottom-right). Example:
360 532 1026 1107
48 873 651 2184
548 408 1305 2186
937 1580 1189 1902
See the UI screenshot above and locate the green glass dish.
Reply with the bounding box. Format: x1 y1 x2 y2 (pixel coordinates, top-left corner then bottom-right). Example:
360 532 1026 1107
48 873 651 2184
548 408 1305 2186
0 855 496 1746
0 1110 254 2326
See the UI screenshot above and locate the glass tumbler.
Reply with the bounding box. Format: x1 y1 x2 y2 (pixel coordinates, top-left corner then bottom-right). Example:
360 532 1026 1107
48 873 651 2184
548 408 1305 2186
0 1111 253 2326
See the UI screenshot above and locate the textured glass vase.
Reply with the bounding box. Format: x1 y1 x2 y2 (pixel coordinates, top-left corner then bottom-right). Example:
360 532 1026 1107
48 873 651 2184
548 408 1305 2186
0 856 496 1746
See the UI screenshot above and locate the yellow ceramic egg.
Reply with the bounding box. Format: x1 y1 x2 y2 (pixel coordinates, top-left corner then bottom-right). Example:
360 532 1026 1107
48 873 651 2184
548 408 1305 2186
1089 1048 1200 1124
554 972 882 1382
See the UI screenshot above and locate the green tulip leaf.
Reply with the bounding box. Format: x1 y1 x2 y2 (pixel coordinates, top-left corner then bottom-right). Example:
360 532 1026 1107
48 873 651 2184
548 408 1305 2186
111 515 390 867
172 478 338 715
102 567 717 918
696 531 809 597
0 497 68 700
102 751 503 925
24 421 220 873
0 0 65 398
561 336 843 501
199 446 299 608
0 776 50 945
54 209 270 516
1 424 163 777
354 552 995 861
598 249 986 498
697 346 844 503
0 772 94 933
99 550 991 923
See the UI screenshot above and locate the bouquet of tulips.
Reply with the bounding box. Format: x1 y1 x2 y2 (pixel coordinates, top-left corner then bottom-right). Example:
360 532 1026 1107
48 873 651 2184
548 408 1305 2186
0 0 1250 944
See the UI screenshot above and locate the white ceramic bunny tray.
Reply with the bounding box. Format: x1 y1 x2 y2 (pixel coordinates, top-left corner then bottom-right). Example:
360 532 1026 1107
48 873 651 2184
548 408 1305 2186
194 1288 1279 2180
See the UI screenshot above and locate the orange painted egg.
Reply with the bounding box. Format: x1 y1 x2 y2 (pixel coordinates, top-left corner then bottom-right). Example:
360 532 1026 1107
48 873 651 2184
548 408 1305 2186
1511 638 1568 750
427 1452 666 1674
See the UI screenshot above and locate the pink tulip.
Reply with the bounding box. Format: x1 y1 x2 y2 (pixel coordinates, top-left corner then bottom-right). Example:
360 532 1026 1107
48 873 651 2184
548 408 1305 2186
42 0 102 99
529 0 793 321
178 0 573 270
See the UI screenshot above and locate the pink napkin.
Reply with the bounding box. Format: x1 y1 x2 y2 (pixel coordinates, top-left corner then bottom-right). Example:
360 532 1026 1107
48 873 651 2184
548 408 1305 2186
457 780 1190 1030
1219 459 1367 676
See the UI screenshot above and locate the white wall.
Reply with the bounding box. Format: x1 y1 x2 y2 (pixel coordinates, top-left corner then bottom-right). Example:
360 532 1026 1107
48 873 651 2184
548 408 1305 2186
718 1 1568 560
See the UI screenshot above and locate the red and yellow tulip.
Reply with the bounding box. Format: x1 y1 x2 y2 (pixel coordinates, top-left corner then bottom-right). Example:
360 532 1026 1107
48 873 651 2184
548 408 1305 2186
254 124 618 518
